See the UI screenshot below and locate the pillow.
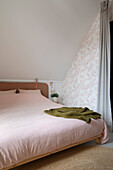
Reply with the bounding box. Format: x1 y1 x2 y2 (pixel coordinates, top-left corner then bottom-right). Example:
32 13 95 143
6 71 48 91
0 89 16 95
18 89 41 95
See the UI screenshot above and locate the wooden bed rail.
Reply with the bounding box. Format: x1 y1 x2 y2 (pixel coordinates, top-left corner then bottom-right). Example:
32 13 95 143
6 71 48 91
3 134 102 170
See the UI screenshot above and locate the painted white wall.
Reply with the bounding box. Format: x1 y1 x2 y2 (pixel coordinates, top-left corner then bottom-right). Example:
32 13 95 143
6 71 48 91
0 0 100 81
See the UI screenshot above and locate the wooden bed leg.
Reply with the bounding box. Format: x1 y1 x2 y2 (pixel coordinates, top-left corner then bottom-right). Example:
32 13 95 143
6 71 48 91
94 137 101 144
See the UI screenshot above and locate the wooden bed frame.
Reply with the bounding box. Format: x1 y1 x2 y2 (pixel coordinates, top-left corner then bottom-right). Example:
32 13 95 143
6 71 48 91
0 81 102 170
0 80 48 98
3 134 102 170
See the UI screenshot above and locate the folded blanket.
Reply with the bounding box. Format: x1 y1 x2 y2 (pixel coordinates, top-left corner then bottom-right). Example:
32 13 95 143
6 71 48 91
44 107 101 123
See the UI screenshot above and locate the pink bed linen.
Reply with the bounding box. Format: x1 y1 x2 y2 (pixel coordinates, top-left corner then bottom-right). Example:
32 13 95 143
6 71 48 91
0 92 108 169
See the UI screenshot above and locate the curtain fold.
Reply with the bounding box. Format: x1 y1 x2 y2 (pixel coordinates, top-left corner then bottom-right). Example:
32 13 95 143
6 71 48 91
97 0 112 132
110 21 113 120
109 0 113 21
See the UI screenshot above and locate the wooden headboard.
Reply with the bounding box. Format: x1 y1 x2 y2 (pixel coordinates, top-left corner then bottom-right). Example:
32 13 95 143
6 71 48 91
0 81 48 98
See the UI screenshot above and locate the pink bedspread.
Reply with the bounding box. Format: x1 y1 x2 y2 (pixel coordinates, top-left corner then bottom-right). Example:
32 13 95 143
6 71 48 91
0 92 108 169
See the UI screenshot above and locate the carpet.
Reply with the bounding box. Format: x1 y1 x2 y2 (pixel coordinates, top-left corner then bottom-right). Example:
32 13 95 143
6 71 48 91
13 145 113 170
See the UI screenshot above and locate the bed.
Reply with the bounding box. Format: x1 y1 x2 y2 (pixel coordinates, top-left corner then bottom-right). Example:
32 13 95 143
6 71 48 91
0 81 109 170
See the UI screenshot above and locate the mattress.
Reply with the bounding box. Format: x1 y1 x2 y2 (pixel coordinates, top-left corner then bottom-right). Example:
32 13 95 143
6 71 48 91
0 91 109 169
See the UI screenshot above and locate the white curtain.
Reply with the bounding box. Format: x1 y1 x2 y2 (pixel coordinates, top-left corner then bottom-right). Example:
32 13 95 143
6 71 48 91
97 0 112 132
109 0 113 21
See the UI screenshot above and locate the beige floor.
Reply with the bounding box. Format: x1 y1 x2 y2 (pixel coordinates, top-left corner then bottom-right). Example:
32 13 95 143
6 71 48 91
12 144 113 170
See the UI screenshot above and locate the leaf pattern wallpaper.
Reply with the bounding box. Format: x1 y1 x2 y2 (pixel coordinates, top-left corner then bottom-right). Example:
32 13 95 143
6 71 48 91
63 14 100 111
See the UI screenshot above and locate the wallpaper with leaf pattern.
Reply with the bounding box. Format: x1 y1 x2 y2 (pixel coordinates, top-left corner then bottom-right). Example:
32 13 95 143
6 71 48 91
63 14 100 111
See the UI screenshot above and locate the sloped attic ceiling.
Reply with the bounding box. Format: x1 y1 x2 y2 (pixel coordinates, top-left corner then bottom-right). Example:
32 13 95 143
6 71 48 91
0 0 100 81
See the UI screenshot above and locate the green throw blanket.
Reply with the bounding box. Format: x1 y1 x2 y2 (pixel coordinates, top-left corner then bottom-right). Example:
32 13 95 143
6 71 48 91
44 107 101 123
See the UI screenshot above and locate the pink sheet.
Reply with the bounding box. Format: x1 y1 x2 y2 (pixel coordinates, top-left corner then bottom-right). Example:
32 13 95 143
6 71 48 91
0 92 109 169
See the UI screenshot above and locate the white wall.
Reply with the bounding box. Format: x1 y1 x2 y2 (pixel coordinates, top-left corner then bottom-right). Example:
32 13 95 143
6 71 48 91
0 0 100 81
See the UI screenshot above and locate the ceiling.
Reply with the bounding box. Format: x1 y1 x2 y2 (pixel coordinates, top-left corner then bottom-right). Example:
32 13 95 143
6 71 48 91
0 0 101 81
